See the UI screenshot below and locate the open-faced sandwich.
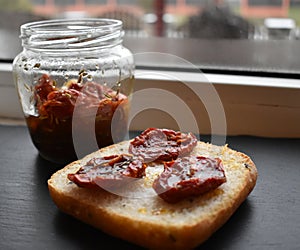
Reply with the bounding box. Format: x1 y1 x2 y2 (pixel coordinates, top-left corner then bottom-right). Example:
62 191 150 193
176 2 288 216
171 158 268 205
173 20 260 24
48 128 258 249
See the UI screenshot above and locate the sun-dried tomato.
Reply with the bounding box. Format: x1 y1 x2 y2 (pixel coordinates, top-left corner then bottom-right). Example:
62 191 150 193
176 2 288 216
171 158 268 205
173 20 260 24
26 74 129 164
39 89 80 120
68 154 146 190
34 74 57 105
152 156 226 203
129 128 198 162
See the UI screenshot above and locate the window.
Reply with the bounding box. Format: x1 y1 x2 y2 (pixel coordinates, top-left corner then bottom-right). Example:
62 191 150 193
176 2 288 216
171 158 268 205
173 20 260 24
0 0 299 138
32 0 46 4
185 0 208 5
166 0 177 5
54 0 76 5
116 0 138 5
1 1 299 65
85 0 107 4
248 0 283 6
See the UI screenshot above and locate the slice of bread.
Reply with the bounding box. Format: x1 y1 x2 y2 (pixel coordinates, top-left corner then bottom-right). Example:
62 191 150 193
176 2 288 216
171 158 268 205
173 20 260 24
48 139 257 250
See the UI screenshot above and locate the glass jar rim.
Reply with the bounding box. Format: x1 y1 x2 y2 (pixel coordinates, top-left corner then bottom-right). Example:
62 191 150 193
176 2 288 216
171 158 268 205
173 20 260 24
21 18 123 34
20 18 124 52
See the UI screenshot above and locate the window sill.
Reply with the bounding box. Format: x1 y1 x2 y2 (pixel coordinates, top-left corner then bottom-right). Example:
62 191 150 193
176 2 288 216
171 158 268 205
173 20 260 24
1 63 300 138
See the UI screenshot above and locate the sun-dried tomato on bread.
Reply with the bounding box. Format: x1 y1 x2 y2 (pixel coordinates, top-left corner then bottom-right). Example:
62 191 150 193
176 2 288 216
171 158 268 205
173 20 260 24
128 128 198 162
152 156 226 203
68 154 146 190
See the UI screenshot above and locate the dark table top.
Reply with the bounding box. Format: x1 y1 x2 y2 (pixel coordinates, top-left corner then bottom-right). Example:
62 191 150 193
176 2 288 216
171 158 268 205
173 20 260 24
0 124 299 250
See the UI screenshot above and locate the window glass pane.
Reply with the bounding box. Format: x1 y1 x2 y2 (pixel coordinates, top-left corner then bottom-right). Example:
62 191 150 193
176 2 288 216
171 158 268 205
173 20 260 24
166 0 177 5
85 0 107 4
54 0 76 6
0 0 300 75
248 0 283 6
32 0 46 4
185 0 209 5
116 0 138 5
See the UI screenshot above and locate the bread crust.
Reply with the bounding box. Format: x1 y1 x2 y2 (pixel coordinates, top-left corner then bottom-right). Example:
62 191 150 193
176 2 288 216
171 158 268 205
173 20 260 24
48 140 257 250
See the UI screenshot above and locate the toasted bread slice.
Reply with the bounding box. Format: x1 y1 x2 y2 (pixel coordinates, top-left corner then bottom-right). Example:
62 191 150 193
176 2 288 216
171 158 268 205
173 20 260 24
48 139 257 250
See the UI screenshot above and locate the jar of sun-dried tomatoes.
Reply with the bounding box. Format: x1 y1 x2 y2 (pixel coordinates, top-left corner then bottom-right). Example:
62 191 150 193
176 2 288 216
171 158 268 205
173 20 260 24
13 18 135 164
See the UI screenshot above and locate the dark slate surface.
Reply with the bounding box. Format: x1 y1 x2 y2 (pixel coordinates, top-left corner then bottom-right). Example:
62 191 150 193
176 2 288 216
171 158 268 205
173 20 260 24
0 124 299 249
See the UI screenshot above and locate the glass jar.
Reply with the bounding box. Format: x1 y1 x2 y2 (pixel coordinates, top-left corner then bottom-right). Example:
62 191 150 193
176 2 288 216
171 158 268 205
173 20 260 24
13 18 135 164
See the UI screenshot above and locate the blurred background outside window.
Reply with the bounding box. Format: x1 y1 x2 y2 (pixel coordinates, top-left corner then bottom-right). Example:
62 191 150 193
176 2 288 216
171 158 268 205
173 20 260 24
0 0 300 70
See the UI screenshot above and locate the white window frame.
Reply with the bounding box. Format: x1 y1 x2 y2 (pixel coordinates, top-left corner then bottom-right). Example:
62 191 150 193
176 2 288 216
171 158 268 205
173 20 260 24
1 62 299 137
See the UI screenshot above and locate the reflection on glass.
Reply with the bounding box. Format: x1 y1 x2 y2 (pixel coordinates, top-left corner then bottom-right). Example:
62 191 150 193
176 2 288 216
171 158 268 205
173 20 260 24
0 0 300 60
1 0 299 39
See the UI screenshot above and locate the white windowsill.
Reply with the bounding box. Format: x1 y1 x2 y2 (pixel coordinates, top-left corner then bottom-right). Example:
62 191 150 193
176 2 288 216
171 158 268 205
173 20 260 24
1 63 300 138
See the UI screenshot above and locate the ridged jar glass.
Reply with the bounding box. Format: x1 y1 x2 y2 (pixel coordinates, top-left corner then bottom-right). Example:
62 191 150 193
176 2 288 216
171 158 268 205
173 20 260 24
13 19 135 164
